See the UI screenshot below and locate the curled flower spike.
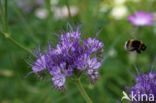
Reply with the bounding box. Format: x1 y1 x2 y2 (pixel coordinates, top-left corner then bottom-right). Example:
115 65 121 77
128 11 154 26
32 55 47 72
84 38 104 54
88 57 101 69
75 54 89 70
52 74 66 87
26 26 104 90
87 57 101 84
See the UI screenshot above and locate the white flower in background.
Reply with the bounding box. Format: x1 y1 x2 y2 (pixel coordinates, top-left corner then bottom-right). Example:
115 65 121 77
50 0 59 6
108 48 117 57
35 6 78 20
114 0 126 5
52 6 79 20
35 8 48 19
111 5 128 20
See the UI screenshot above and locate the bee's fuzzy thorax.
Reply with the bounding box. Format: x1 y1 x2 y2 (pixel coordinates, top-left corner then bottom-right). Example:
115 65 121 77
125 39 146 54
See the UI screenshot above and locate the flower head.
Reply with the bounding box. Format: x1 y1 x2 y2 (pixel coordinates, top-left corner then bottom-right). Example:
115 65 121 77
127 67 156 102
128 11 154 26
27 26 104 90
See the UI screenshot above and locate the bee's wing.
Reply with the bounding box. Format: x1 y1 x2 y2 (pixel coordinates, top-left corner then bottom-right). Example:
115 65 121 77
129 27 138 39
128 47 136 51
129 34 137 40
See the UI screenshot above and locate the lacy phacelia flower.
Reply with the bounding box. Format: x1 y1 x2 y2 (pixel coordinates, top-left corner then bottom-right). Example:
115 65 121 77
128 11 154 26
128 70 156 102
27 27 104 90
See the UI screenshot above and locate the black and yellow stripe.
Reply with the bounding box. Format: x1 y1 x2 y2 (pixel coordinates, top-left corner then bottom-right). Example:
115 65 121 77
128 39 134 49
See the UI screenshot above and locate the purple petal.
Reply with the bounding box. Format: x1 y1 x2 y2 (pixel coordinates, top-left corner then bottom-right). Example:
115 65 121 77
52 74 66 87
88 57 101 69
32 55 46 72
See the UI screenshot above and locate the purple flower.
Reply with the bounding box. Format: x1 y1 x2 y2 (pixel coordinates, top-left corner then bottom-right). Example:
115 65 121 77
32 55 47 72
128 11 154 26
87 69 99 84
128 68 156 102
84 38 104 53
50 66 61 76
60 31 81 41
27 26 104 90
87 58 101 84
52 74 66 87
88 57 101 69
75 54 89 70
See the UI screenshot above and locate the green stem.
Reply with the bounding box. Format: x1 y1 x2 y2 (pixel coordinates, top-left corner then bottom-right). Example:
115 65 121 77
0 0 3 15
0 0 31 54
45 0 53 42
0 0 4 29
4 0 8 32
0 31 31 54
75 78 93 103
135 26 142 39
65 0 72 19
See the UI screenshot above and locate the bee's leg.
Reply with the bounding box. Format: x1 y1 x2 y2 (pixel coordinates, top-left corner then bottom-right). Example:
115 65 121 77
136 49 141 54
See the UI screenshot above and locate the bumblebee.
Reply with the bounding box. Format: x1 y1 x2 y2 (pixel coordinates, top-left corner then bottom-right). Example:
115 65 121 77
125 39 147 53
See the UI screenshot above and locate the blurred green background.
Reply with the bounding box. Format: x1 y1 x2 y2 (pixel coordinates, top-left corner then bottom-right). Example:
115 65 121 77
0 0 156 103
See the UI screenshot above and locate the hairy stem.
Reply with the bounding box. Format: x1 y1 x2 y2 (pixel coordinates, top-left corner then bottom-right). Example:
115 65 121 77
75 78 93 103
0 31 31 54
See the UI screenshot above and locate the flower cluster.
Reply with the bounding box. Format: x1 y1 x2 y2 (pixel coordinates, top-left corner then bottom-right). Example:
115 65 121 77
128 11 154 26
128 69 156 102
28 27 104 89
